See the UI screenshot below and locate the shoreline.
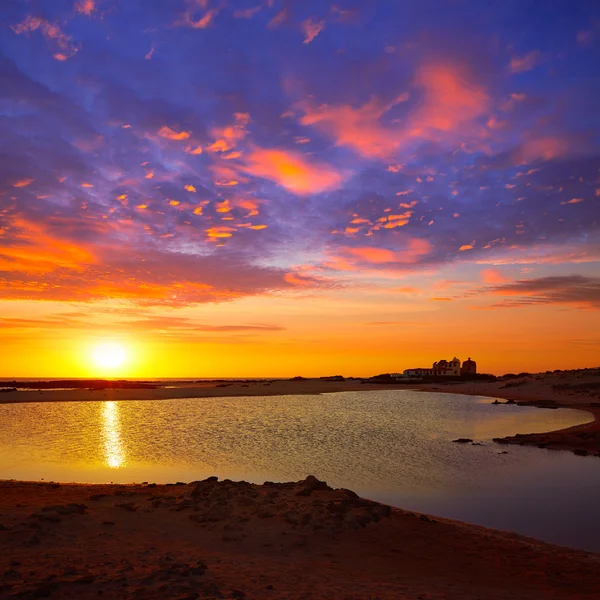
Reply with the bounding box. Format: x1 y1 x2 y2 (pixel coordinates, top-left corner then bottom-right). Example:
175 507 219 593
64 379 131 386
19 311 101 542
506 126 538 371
1 476 600 599
412 377 600 457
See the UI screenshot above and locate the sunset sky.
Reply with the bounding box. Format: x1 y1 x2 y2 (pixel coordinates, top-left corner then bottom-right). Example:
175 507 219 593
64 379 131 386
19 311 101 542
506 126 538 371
1 0 599 378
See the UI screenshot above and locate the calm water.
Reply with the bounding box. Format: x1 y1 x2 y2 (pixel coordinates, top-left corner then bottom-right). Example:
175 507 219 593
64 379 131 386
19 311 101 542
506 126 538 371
1 390 599 551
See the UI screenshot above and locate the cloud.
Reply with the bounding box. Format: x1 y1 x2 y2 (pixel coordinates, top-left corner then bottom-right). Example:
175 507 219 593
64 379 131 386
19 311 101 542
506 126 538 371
157 126 191 141
177 7 216 29
297 96 405 159
509 51 542 73
484 275 600 309
75 0 96 17
481 269 508 284
0 217 97 273
302 18 325 44
233 6 262 19
241 148 344 195
336 239 432 268
296 62 489 159
11 16 79 60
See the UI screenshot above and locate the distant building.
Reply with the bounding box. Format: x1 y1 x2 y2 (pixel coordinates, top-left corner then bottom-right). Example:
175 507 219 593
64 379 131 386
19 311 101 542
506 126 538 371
403 368 434 378
432 357 461 377
461 357 477 375
403 356 473 378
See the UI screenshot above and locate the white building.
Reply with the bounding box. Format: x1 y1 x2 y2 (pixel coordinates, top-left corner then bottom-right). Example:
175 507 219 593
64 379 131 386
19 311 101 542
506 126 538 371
403 357 462 378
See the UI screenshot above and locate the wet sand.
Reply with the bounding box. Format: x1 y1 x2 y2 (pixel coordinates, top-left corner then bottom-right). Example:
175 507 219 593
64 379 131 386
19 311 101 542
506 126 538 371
0 379 393 404
1 476 600 599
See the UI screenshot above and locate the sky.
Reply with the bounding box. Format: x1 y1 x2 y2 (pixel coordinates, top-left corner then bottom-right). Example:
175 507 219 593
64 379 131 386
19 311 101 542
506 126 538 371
0 0 599 378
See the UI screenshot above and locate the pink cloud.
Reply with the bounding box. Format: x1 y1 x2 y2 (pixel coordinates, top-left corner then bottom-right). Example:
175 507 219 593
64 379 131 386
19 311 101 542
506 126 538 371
11 15 78 60
481 269 508 284
340 238 432 266
302 18 325 44
241 148 344 195
75 0 95 17
296 62 489 159
509 50 542 73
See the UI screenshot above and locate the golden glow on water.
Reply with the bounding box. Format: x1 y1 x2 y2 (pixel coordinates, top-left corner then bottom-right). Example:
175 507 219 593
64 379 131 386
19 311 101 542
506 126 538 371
102 401 125 468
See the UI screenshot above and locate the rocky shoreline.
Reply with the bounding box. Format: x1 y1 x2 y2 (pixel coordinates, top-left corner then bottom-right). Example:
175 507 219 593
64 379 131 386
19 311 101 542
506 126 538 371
415 369 600 457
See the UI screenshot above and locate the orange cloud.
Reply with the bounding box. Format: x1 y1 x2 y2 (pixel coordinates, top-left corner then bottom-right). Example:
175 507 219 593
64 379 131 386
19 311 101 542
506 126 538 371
341 239 431 266
481 269 508 284
0 218 96 273
237 199 260 216
241 148 343 195
216 200 232 213
206 226 236 238
186 145 203 155
459 244 474 251
75 0 95 16
13 179 34 188
158 126 191 141
346 247 397 264
302 18 325 44
184 185 196 192
206 113 250 153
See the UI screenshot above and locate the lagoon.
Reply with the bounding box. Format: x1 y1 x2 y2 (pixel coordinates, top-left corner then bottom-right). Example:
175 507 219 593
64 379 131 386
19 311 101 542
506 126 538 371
0 390 598 551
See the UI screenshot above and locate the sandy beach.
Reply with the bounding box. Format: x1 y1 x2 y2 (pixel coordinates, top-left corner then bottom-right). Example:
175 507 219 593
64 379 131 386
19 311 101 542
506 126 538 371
2 476 600 600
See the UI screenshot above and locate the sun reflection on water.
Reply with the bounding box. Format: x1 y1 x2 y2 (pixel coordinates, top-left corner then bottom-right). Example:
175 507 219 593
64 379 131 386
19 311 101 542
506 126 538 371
102 402 124 468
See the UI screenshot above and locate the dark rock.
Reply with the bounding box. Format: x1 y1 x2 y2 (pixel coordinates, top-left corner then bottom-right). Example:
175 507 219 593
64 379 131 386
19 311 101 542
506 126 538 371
102 521 115 526
31 582 59 597
42 503 86 515
3 569 22 582
75 574 95 584
574 449 589 456
89 494 108 501
116 502 137 512
419 514 433 522
295 475 332 496
452 438 473 444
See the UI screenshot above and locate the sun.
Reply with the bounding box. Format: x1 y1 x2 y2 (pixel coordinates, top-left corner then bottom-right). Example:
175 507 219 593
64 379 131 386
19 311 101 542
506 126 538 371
91 341 128 370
